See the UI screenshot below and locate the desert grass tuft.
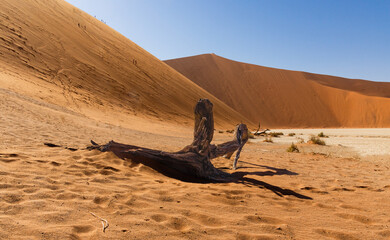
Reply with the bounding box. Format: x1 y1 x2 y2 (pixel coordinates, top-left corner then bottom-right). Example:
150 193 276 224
269 132 284 137
287 143 299 153
309 135 326 145
318 132 328 138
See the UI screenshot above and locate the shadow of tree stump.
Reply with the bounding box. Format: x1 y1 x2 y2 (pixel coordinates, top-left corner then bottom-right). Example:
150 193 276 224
87 99 312 200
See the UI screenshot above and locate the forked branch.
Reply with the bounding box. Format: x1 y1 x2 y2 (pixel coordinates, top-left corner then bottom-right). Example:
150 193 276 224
88 99 248 181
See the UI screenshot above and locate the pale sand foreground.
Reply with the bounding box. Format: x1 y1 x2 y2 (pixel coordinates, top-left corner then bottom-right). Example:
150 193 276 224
1 88 390 239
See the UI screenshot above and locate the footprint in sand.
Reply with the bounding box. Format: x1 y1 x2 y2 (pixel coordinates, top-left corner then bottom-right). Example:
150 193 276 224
0 184 12 189
0 153 20 163
56 192 80 200
93 196 109 204
181 210 223 227
353 185 375 191
83 169 98 176
338 203 364 211
72 225 94 234
99 169 115 175
335 213 374 224
164 217 191 231
236 233 276 240
221 189 245 195
124 196 151 209
36 160 48 164
0 158 17 163
245 215 284 225
300 186 329 194
68 164 83 169
331 187 355 192
1 193 23 204
151 214 168 223
50 161 61 166
203 192 243 206
0 171 10 176
377 229 390 238
314 228 359 240
72 155 82 160
0 153 18 157
312 202 335 209
98 166 119 175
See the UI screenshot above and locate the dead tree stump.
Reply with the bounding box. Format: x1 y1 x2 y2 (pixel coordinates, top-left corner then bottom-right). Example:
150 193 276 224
254 122 270 136
88 99 248 182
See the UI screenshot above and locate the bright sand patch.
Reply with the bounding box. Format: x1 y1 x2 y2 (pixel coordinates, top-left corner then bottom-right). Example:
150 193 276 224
268 128 390 157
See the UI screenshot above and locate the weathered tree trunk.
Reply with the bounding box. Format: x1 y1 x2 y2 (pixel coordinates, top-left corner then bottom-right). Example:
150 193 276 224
88 99 248 182
254 122 270 136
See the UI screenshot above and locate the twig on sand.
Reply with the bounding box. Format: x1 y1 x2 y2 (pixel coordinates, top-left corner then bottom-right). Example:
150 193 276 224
89 212 109 233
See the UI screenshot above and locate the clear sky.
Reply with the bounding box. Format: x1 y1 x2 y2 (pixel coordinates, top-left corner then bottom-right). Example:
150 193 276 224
66 0 390 82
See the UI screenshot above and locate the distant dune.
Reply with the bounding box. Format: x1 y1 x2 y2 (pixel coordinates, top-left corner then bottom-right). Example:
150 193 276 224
0 0 250 129
165 54 390 128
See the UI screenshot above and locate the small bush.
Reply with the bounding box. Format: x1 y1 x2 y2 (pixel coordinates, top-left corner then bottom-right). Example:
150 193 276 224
287 143 299 153
308 135 326 145
269 132 284 137
296 137 305 143
318 132 328 138
288 133 296 136
263 137 273 143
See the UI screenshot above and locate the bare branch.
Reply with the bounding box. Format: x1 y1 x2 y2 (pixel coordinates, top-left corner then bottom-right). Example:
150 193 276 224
90 212 109 233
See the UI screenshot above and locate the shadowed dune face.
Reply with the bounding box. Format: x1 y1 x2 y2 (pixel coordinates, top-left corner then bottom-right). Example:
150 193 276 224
0 0 250 128
165 54 390 128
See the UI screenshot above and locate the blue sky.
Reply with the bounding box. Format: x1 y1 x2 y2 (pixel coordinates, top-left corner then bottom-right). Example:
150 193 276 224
66 0 390 82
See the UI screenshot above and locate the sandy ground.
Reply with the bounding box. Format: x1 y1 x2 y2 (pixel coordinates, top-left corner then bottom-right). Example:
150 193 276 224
257 129 390 158
1 88 390 240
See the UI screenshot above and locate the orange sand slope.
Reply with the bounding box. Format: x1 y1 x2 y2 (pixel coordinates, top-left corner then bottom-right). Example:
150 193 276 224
165 54 390 128
0 0 250 128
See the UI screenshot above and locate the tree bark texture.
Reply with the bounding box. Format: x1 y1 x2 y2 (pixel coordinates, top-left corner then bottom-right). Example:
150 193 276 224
88 99 248 182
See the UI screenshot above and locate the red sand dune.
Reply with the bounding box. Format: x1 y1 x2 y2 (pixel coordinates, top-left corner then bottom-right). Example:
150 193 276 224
0 0 250 129
165 54 390 128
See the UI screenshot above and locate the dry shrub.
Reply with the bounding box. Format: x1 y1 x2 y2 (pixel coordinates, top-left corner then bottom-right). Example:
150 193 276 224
269 132 284 137
287 143 299 153
308 135 326 145
318 132 328 138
